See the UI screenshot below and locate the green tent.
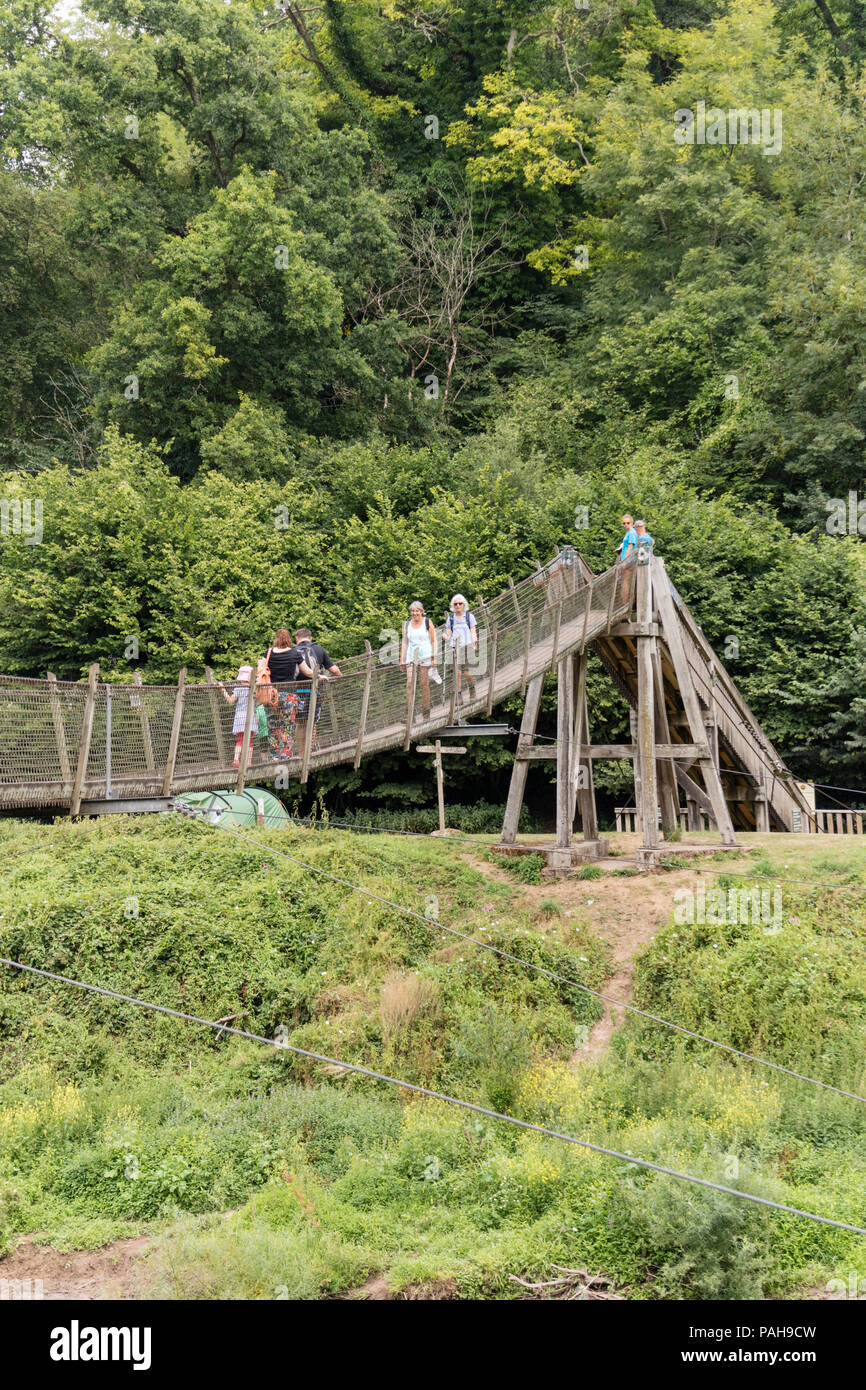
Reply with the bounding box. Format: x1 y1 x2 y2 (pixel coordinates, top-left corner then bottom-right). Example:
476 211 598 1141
172 788 290 829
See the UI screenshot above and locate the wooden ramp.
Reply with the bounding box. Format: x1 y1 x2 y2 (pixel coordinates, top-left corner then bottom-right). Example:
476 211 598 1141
0 548 813 837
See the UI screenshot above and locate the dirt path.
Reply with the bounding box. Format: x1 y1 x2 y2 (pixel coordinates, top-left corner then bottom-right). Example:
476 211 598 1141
0 1235 153 1300
467 851 688 1060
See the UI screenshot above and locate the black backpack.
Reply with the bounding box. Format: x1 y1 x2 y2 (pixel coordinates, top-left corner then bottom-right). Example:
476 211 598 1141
446 610 475 632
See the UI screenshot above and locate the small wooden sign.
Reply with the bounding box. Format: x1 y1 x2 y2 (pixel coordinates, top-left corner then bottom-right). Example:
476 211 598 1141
415 739 467 832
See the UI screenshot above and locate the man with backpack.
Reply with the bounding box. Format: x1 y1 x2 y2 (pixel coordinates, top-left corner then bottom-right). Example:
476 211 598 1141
290 628 342 750
447 593 478 722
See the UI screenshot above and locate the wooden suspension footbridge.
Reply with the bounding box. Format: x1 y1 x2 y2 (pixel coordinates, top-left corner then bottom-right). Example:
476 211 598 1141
0 547 816 857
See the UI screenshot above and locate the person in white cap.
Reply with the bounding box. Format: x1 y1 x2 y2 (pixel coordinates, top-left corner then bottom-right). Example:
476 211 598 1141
221 664 255 767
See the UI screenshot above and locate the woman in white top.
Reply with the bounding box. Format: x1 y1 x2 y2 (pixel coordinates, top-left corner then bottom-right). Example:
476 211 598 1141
447 592 478 714
400 601 438 718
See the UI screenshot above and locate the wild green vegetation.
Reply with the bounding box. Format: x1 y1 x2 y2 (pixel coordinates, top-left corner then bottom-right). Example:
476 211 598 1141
2 0 865 1304
1 817 864 1298
1 0 866 818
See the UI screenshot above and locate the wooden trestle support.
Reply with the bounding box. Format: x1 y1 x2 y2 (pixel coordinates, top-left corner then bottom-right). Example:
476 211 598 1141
499 547 738 872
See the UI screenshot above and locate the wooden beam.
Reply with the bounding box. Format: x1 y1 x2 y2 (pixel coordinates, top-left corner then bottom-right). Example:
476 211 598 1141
205 667 228 767
556 655 574 849
434 739 445 833
507 575 520 620
521 611 532 696
608 622 659 638
550 600 562 668
164 668 188 797
635 562 659 848
605 568 619 630
70 664 99 816
233 668 256 794
133 670 156 773
579 743 636 760
515 739 710 762
675 766 714 817
416 739 467 833
300 666 320 785
629 708 642 832
353 640 374 770
651 645 679 835
47 673 71 783
501 672 545 844
572 650 597 840
485 622 499 716
654 557 736 844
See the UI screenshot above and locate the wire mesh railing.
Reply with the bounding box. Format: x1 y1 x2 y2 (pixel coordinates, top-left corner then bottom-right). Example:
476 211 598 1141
0 549 635 806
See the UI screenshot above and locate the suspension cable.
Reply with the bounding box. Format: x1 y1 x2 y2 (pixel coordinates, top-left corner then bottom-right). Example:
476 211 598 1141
2 955 863 1237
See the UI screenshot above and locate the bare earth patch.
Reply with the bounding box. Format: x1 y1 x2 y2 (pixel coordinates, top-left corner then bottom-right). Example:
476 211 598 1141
465 847 705 1059
0 1236 154 1301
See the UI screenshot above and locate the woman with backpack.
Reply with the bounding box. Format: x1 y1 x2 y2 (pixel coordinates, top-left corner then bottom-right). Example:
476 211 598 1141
257 628 314 761
447 594 478 719
400 601 438 719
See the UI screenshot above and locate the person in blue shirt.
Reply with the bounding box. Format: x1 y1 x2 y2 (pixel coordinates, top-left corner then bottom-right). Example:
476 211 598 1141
618 514 638 561
635 519 654 552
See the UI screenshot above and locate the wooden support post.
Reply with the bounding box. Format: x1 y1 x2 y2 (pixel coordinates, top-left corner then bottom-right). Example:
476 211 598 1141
521 611 532 697
486 623 499 716
605 569 619 631
508 576 520 621
205 667 228 768
550 600 562 669
404 650 419 750
164 668 188 797
635 561 659 848
47 673 71 783
70 664 99 815
556 655 574 849
434 739 445 832
570 651 598 840
687 797 700 831
651 647 679 836
501 673 545 844
133 670 156 773
580 582 593 650
653 557 737 845
416 742 466 834
755 771 771 833
629 708 643 832
353 640 374 770
300 666 320 785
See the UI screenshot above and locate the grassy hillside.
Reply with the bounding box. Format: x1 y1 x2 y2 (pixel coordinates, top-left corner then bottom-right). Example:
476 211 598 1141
1 817 864 1299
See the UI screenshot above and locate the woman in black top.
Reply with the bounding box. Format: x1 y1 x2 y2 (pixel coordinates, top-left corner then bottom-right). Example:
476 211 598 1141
260 629 314 761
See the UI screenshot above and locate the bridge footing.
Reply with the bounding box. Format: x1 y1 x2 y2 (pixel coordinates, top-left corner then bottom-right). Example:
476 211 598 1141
491 839 610 873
